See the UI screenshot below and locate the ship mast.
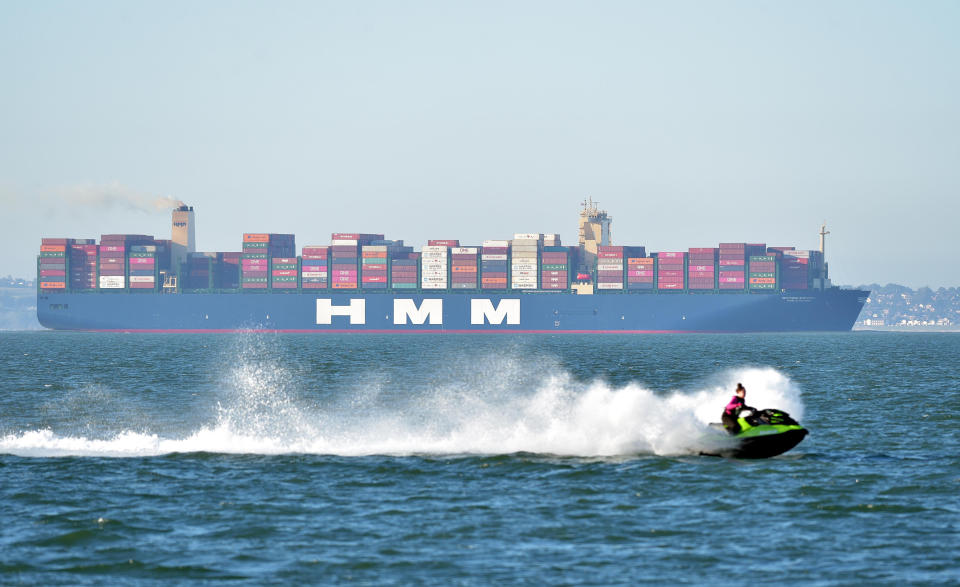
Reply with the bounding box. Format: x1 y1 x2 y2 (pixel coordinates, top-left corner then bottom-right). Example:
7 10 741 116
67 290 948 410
818 221 830 288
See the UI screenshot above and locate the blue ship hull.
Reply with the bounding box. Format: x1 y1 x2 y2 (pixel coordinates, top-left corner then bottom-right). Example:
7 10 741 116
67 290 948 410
37 289 868 332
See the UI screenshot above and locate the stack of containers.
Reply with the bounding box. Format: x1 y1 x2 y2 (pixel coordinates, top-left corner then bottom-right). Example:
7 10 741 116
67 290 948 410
99 234 152 290
271 256 299 290
780 249 823 289
38 239 69 291
241 234 270 289
543 234 561 247
421 245 449 289
481 240 509 290
540 246 570 290
241 234 295 290
390 252 419 289
153 241 171 274
184 253 214 290
216 252 241 289
718 243 746 290
69 241 98 290
450 247 479 289
511 234 540 290
361 245 389 289
656 252 686 290
329 233 382 290
330 234 359 290
128 245 158 290
300 246 329 289
748 255 777 291
596 245 624 290
626 255 654 290
687 248 717 291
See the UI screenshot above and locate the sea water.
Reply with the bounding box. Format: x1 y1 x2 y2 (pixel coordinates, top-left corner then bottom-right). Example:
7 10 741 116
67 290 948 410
1 332 957 584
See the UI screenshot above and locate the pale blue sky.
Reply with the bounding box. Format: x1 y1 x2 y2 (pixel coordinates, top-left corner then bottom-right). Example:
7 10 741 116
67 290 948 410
2 1 958 287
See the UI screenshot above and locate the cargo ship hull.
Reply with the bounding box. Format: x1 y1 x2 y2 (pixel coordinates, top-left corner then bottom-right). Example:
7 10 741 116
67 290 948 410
37 289 868 333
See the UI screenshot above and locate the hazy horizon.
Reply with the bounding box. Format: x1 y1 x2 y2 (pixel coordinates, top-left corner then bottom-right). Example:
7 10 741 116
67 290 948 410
3 1 958 289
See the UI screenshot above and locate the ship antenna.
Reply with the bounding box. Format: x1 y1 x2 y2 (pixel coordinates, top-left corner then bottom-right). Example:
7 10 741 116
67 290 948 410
819 221 830 256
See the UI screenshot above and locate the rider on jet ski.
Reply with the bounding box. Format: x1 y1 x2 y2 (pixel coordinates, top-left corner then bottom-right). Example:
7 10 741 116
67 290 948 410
722 383 755 434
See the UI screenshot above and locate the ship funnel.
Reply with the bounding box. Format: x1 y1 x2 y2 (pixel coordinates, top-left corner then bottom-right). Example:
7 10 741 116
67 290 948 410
171 205 196 271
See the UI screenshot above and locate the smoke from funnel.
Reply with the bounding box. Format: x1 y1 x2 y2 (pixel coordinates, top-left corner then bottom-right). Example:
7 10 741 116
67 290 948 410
55 181 184 214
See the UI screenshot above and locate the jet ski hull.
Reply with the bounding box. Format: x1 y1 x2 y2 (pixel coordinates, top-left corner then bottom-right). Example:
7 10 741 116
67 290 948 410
704 427 808 459
701 409 809 458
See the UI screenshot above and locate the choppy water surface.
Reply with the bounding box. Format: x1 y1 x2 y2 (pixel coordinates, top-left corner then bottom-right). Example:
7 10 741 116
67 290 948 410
1 332 958 584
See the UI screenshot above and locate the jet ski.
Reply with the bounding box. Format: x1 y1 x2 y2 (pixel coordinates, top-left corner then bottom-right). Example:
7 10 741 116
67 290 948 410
701 408 808 459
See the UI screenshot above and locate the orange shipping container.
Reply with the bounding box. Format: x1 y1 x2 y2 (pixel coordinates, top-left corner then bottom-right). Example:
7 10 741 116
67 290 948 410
40 245 67 252
40 282 66 289
243 233 270 243
749 277 776 284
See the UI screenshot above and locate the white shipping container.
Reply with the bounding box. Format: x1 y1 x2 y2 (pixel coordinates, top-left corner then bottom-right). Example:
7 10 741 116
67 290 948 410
482 240 510 247
301 271 327 278
513 233 541 241
99 276 125 289
128 275 155 283
422 245 449 253
511 245 539 252
597 282 624 289
362 245 388 252
597 263 625 271
481 254 508 260
511 264 538 272
331 239 359 246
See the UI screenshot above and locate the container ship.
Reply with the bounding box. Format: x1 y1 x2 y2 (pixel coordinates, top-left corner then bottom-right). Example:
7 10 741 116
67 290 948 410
36 201 868 332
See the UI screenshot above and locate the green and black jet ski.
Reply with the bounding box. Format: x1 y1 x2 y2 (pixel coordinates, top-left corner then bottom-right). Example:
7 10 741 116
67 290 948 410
702 408 808 459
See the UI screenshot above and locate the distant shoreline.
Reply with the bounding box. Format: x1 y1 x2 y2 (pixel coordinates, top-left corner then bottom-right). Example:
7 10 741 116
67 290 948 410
853 325 960 333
